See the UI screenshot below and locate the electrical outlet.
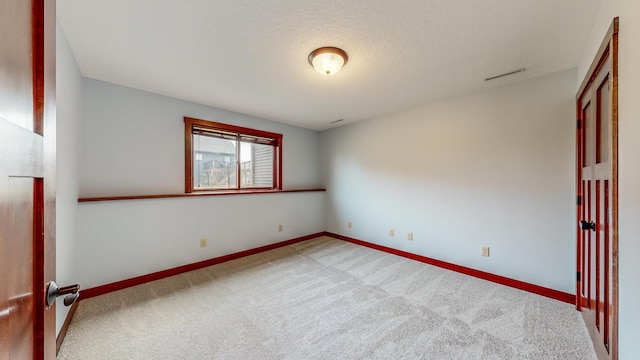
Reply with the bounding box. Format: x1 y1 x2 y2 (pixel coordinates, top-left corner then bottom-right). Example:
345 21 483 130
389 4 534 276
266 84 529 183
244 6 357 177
348 221 352 229
407 232 413 241
389 229 394 237
200 238 207 248
481 246 490 257
278 224 283 232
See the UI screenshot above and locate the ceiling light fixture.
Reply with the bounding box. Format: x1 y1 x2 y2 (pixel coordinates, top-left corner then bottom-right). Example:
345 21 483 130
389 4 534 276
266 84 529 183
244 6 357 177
308 47 348 76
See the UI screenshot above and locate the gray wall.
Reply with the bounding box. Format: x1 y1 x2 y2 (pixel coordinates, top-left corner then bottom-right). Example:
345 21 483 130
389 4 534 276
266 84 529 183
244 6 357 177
80 79 321 197
55 23 82 335
76 79 325 290
320 69 577 294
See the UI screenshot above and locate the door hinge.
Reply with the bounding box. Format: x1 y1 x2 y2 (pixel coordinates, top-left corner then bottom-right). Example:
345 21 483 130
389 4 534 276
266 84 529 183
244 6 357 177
577 119 581 130
577 272 581 282
577 195 582 206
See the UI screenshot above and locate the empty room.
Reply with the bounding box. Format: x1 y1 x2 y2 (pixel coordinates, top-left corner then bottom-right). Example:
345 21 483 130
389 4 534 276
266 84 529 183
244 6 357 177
1 0 639 359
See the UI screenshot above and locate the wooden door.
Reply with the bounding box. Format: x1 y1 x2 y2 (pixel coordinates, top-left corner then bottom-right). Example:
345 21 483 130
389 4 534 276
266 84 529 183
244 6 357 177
0 0 56 358
576 18 618 360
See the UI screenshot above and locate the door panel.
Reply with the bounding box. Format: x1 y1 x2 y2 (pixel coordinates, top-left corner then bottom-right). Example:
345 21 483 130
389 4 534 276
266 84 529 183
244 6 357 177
597 77 610 164
7 178 36 359
0 0 56 358
579 66 612 358
576 18 618 360
0 0 34 131
0 120 44 359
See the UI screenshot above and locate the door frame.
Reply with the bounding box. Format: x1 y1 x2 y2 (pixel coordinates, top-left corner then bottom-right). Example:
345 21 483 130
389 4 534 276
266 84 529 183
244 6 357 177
41 0 58 356
575 17 619 360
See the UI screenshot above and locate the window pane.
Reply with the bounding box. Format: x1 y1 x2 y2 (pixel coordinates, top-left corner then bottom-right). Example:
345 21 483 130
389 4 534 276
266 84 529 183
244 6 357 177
185 117 282 193
193 134 237 189
240 142 273 188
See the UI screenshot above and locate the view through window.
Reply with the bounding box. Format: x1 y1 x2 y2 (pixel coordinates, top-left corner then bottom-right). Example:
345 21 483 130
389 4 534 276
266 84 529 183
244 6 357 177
184 117 282 192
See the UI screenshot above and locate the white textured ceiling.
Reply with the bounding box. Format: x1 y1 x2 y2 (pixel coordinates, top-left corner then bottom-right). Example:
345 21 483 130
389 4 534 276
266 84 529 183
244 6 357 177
57 0 600 131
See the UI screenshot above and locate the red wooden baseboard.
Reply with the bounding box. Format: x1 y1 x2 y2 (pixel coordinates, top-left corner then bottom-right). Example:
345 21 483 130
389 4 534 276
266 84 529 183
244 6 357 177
80 231 574 305
325 232 575 304
80 232 324 300
56 299 79 355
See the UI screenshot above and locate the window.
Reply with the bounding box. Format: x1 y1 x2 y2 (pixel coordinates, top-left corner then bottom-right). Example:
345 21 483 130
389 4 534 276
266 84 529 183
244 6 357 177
184 117 282 192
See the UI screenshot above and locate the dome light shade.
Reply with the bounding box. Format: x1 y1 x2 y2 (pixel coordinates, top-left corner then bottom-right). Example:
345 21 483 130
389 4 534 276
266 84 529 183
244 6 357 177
308 47 348 76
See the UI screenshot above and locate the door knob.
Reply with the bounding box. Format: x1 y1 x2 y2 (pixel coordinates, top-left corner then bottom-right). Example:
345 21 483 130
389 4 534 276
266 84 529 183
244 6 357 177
46 281 80 308
580 220 596 231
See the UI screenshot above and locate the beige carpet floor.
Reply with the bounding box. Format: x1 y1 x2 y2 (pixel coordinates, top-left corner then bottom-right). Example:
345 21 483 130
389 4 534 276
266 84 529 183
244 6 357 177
58 236 596 359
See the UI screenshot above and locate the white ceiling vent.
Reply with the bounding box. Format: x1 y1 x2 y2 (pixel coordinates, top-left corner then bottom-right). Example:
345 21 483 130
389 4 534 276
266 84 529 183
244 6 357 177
484 68 526 81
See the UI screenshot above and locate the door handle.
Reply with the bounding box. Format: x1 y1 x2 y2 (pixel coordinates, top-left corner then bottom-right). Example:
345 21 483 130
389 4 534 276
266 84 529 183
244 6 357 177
46 281 80 308
580 220 596 231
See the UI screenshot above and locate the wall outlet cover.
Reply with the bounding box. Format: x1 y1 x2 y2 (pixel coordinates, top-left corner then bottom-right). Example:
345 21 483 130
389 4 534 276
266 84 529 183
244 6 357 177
482 246 490 257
